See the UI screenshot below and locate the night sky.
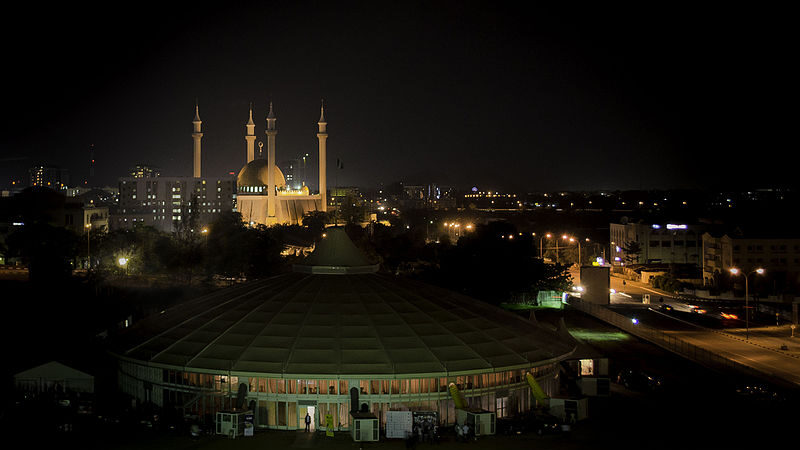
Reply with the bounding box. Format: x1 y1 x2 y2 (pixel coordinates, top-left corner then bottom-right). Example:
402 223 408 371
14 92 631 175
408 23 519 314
1 2 793 192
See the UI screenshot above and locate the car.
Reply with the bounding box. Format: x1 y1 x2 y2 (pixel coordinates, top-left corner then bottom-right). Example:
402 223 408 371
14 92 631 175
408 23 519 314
531 413 563 435
617 369 664 392
735 384 785 402
497 411 562 436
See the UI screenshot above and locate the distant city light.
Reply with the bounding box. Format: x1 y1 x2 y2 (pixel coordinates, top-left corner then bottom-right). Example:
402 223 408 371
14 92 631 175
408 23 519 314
651 224 661 229
666 224 687 230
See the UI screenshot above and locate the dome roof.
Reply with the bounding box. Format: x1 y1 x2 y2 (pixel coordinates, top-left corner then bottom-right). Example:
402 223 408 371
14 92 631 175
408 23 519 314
294 228 379 274
237 159 286 188
114 273 575 377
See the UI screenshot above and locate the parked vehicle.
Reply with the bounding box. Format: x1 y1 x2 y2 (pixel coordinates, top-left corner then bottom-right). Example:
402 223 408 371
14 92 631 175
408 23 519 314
617 369 664 392
497 411 562 436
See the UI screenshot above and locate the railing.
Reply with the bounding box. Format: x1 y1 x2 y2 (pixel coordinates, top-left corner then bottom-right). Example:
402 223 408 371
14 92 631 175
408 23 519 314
567 298 795 388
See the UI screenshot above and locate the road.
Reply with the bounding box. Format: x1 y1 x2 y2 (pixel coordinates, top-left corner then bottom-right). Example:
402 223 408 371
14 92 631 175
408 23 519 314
570 265 800 389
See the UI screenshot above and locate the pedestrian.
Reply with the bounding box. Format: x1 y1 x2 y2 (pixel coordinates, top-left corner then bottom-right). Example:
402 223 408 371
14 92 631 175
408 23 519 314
305 412 311 432
190 422 200 440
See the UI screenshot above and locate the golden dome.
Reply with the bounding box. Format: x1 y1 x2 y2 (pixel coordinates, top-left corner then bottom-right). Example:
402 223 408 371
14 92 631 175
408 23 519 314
236 159 286 190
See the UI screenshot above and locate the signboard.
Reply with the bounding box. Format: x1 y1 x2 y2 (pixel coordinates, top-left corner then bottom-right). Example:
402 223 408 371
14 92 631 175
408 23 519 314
244 413 254 437
386 411 413 439
325 414 334 437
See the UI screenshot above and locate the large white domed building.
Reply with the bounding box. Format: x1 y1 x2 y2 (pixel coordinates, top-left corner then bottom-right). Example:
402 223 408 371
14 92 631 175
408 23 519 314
113 228 577 431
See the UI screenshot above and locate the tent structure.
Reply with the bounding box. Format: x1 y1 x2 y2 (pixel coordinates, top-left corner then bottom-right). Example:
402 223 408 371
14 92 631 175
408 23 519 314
14 361 94 394
112 228 576 430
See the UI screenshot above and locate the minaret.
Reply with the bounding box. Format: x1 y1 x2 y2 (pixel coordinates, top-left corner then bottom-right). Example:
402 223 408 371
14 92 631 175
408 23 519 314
266 102 277 218
317 100 328 212
192 102 203 178
245 104 256 163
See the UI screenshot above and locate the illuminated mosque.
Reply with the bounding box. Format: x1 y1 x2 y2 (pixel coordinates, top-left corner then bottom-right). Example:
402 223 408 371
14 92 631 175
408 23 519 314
235 102 327 225
191 102 329 226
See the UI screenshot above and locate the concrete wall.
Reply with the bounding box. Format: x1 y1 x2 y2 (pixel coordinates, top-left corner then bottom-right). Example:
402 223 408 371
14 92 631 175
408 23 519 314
580 266 610 305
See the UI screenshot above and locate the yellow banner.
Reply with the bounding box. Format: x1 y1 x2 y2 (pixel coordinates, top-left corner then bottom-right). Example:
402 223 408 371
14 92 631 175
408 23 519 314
526 372 548 406
448 382 467 409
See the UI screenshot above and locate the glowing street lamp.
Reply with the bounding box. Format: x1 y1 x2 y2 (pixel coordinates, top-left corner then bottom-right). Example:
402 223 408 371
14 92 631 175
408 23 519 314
730 267 765 340
85 223 92 269
539 233 552 259
563 235 590 265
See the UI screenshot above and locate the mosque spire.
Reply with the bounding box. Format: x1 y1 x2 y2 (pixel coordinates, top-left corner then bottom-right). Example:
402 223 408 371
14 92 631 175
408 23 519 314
266 101 277 218
317 101 328 212
192 101 203 178
319 99 326 123
245 103 256 163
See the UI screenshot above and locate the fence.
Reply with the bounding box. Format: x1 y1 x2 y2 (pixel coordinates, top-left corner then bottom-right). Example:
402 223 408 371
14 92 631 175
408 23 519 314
567 298 794 389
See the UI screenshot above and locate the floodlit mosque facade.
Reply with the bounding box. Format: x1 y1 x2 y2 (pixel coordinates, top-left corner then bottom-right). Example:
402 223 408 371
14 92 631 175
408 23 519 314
113 229 577 431
235 102 327 226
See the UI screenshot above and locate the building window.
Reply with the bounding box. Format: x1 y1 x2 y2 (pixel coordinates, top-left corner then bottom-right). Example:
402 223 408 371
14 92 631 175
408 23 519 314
496 397 508 418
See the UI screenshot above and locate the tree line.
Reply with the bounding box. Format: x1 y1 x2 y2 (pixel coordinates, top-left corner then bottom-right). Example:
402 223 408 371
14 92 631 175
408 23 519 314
4 193 571 305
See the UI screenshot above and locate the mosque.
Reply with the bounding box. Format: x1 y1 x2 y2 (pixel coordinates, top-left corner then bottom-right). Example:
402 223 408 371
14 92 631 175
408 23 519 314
113 102 327 232
230 102 328 226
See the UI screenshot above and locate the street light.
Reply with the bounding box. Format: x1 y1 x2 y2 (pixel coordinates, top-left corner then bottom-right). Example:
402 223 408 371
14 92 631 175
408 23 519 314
563 235 590 266
85 223 92 269
118 257 129 277
539 233 552 259
730 267 765 340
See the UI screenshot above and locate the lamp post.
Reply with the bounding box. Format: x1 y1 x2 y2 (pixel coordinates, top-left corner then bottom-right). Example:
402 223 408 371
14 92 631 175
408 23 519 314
565 236 590 266
730 267 765 340
539 233 552 259
118 257 129 278
85 223 92 269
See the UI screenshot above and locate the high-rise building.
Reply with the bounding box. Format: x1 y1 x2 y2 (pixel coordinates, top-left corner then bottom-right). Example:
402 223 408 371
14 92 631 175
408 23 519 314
114 176 235 232
29 165 68 190
129 164 162 178
609 221 704 266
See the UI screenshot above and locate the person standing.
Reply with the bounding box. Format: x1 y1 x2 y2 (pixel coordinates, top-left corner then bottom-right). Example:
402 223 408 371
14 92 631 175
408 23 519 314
305 412 311 432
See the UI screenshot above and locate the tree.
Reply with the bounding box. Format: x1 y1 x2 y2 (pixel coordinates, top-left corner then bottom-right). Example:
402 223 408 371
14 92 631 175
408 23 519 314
651 274 681 293
169 196 204 284
6 223 78 282
243 225 284 278
204 212 249 279
416 221 573 305
302 211 331 238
